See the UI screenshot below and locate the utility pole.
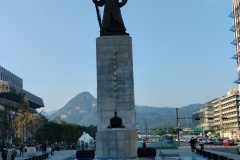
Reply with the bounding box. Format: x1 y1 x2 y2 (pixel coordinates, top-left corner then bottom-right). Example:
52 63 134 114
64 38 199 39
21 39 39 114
176 108 180 147
145 125 147 141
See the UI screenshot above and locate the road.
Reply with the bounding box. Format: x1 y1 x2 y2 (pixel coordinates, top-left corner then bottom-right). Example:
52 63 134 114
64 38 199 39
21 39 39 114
179 142 239 155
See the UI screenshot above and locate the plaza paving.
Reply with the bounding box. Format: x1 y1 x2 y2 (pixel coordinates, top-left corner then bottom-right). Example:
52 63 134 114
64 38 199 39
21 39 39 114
10 147 239 160
14 149 76 160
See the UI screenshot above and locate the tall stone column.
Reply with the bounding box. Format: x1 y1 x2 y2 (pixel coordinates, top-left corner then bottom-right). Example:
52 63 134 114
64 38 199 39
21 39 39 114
96 36 138 159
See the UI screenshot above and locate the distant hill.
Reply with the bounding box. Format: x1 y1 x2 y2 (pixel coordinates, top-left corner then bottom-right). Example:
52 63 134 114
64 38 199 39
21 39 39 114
46 109 58 116
49 92 202 129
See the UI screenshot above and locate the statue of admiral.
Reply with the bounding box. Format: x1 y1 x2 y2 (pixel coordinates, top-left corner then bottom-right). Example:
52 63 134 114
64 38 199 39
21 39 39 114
92 0 129 36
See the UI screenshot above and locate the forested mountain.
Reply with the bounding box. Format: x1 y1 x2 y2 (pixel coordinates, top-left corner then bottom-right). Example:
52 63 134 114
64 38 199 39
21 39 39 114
49 92 202 129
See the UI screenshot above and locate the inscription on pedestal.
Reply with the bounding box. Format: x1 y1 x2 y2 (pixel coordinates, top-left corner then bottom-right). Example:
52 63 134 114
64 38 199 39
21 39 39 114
113 50 118 98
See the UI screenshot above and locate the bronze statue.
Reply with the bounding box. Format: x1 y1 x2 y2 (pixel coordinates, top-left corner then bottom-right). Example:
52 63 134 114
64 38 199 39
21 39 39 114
92 0 129 36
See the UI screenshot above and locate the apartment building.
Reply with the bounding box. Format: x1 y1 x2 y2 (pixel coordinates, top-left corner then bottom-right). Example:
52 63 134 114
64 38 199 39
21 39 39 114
212 88 240 139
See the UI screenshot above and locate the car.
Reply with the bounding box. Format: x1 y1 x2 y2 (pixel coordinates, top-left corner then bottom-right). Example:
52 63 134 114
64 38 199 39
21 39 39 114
214 139 223 145
202 139 207 144
197 138 202 143
223 139 235 146
207 139 215 144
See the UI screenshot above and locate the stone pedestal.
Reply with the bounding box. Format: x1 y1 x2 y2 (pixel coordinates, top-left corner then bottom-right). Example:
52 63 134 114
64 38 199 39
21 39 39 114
96 36 138 159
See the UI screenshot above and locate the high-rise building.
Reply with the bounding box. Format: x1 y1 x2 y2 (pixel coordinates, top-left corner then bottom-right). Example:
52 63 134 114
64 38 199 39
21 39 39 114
192 101 214 137
0 65 44 109
232 0 240 85
0 66 23 88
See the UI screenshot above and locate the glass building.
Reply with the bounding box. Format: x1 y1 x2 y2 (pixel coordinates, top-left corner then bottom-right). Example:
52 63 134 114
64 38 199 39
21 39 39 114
0 65 44 109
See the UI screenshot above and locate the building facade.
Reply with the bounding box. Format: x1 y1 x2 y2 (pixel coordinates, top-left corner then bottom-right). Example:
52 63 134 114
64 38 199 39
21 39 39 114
212 88 240 139
0 65 44 144
192 102 214 138
0 66 23 88
0 65 44 109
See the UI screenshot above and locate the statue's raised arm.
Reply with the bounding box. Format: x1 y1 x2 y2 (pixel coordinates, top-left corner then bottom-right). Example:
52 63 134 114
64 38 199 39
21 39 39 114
119 0 128 8
92 0 129 36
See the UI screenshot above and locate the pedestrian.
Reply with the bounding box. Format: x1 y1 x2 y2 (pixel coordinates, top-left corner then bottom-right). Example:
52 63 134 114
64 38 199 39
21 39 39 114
57 143 60 151
20 144 24 156
10 148 17 160
1 147 8 160
42 143 47 154
199 139 204 151
85 142 88 150
71 143 74 155
51 143 55 155
80 140 85 150
24 145 27 152
189 137 196 152
142 139 146 148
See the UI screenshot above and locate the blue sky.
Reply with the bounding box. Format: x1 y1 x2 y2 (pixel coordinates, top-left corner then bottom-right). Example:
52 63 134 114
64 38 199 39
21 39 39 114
0 0 236 112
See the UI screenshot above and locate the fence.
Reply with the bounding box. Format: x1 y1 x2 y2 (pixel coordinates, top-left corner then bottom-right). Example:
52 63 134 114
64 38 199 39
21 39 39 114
138 141 178 149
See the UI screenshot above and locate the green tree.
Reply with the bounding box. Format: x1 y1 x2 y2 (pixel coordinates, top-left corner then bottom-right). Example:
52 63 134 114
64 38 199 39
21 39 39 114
167 126 174 134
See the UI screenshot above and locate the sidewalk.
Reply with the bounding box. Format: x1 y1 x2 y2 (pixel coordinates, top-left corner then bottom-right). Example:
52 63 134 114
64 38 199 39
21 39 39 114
158 147 207 160
204 148 239 160
14 149 76 160
158 146 240 160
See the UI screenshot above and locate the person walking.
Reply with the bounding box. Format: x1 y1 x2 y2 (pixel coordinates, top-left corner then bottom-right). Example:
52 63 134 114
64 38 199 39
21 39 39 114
24 145 27 152
10 148 17 160
189 137 196 152
1 148 8 160
80 140 85 150
50 143 55 155
19 144 24 156
71 143 74 155
57 143 60 151
142 139 146 148
199 139 204 151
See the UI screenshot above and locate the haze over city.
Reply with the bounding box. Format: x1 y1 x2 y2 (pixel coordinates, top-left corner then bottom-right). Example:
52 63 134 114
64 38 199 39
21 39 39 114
0 0 236 112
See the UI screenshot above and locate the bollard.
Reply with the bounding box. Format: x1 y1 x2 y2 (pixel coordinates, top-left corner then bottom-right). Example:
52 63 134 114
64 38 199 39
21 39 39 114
196 148 200 154
213 153 219 160
219 155 228 160
203 151 207 157
207 152 213 159
199 150 203 155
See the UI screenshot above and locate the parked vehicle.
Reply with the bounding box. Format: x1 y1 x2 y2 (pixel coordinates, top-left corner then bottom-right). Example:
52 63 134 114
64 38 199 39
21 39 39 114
197 138 202 143
223 139 235 146
214 139 223 145
202 139 207 144
207 139 215 144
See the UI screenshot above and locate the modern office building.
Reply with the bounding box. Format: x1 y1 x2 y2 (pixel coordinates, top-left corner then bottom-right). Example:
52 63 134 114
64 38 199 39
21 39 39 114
212 88 240 139
232 0 240 85
0 65 44 109
192 101 214 137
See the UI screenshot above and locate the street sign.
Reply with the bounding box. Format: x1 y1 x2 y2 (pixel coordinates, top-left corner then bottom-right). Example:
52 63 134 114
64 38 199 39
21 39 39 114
193 128 202 131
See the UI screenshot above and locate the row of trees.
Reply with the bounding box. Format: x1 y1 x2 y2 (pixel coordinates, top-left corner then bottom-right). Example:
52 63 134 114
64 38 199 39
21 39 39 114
0 85 97 146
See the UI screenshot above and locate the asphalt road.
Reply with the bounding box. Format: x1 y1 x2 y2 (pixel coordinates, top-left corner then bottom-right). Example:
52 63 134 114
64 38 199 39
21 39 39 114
179 142 239 155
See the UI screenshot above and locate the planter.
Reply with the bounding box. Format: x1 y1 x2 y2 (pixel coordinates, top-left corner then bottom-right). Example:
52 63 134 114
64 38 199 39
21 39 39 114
27 147 36 157
137 148 156 160
46 147 51 154
76 150 95 160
